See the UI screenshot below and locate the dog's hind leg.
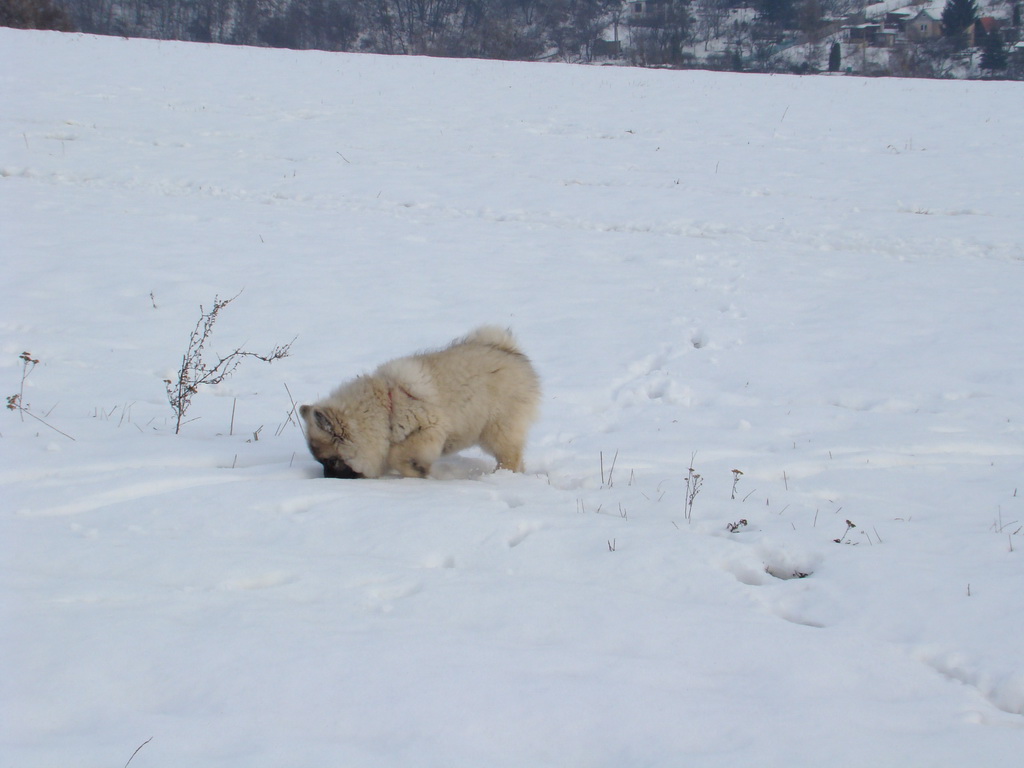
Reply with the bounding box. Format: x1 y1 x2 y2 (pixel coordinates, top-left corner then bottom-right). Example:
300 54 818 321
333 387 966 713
480 423 527 473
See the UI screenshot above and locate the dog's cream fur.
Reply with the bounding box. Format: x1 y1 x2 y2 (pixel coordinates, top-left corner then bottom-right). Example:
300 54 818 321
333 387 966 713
300 327 540 479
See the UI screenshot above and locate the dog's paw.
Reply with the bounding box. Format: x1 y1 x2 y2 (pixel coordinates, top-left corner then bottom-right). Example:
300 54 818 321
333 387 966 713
397 458 430 478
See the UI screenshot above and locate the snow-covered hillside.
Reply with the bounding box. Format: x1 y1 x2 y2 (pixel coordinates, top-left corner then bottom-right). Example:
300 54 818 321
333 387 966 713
2 29 1023 767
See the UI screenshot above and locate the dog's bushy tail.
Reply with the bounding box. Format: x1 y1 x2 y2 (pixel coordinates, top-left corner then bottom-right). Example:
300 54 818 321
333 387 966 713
461 325 523 355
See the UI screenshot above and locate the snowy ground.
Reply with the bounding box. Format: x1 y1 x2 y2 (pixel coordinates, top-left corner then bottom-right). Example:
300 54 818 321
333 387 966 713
2 29 1023 767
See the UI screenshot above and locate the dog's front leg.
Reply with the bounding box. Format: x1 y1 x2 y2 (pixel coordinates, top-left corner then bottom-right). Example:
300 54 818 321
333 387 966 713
388 428 445 478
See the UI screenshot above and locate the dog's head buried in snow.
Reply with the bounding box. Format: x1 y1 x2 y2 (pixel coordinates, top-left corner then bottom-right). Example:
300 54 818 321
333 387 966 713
299 326 540 479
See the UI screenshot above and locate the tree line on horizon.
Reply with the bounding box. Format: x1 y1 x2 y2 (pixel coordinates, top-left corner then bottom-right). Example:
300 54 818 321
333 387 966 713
0 0 862 61
2 0 1020 77
4 0 626 60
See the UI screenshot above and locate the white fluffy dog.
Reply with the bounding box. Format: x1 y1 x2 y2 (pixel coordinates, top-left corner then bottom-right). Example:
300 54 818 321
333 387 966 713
300 327 540 478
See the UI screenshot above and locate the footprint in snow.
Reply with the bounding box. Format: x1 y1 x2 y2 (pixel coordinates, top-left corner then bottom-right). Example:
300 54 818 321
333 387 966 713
611 336 712 407
720 546 824 629
915 647 1024 717
421 553 456 569
363 577 423 613
612 368 692 407
723 543 819 584
506 521 543 548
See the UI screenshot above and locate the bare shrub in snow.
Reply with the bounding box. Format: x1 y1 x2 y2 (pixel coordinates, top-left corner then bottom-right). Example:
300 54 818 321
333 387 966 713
164 293 293 434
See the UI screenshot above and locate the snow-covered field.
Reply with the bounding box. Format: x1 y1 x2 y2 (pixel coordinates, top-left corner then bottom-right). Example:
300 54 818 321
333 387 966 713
3 29 1023 767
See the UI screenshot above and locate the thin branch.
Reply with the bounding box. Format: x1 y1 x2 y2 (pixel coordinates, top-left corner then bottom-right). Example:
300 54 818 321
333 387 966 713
124 737 153 768
7 401 76 441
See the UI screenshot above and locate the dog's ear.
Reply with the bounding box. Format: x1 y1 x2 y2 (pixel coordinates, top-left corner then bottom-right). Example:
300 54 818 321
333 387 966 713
313 408 332 434
310 408 347 442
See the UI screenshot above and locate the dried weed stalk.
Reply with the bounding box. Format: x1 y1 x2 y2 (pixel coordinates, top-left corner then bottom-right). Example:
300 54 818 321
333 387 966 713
165 292 293 434
684 452 702 522
6 351 75 441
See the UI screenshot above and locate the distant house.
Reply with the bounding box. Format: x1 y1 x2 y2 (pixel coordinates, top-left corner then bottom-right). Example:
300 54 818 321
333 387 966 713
627 0 687 23
899 11 1000 46
963 17 1002 47
1012 41 1024 66
905 10 942 42
628 0 670 17
885 11 914 33
975 16 1001 40
844 23 897 47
